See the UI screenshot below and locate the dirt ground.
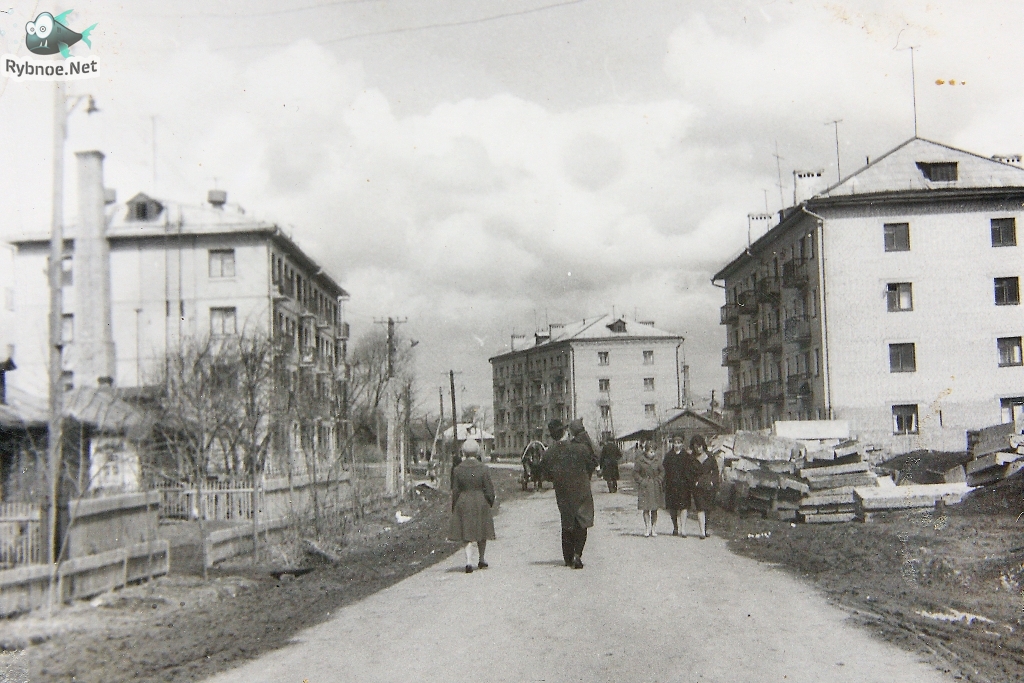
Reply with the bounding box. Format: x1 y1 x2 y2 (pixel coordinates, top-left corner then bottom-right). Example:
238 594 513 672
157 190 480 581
0 467 525 683
715 470 1024 683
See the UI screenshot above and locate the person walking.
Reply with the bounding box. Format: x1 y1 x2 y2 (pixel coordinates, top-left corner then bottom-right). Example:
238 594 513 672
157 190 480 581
599 437 622 493
448 439 496 573
662 435 694 536
690 435 720 539
541 419 599 569
633 440 665 537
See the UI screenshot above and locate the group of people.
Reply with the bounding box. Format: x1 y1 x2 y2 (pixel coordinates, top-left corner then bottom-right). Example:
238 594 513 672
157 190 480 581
446 418 718 574
447 417 599 573
633 435 719 538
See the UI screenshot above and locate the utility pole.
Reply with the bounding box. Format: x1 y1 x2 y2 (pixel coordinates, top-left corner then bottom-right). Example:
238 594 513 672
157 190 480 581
449 370 458 454
375 316 407 497
47 81 67 568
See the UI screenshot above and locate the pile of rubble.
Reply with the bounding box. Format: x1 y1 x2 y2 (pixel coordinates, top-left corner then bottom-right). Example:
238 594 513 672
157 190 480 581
716 420 973 523
965 422 1024 486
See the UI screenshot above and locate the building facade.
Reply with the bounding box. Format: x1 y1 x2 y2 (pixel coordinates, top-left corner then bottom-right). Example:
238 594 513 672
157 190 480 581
489 315 685 455
6 151 350 476
714 138 1024 453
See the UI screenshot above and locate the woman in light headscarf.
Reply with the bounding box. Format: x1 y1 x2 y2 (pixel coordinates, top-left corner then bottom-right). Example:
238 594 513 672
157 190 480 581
448 439 497 572
633 440 665 537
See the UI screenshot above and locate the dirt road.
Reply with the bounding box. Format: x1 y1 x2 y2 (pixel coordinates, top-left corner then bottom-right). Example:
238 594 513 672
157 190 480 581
206 481 951 683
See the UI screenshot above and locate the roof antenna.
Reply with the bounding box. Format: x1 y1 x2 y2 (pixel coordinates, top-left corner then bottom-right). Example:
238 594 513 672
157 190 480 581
826 119 843 182
895 40 919 138
773 141 785 209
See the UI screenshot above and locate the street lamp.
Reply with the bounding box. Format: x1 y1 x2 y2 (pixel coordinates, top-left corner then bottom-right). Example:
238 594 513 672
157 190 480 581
47 82 98 567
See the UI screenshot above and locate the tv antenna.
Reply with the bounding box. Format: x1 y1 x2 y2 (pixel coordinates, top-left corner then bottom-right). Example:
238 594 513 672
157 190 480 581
826 119 843 182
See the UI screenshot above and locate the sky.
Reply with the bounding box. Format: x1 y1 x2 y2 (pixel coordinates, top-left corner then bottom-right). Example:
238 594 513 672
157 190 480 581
2 0 1023 420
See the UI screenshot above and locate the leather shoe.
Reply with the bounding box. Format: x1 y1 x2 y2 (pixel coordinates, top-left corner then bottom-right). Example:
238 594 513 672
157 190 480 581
477 561 489 569
465 564 474 573
572 556 584 569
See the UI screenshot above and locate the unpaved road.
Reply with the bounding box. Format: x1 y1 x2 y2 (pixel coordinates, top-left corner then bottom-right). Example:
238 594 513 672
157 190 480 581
206 480 951 683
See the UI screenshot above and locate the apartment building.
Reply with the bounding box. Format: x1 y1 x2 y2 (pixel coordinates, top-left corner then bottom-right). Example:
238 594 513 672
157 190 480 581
6 151 350 473
713 137 1024 453
489 315 685 455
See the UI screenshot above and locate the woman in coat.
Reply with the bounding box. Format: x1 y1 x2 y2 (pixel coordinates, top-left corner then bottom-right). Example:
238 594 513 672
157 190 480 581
448 439 496 572
662 435 694 536
633 441 665 537
690 435 720 539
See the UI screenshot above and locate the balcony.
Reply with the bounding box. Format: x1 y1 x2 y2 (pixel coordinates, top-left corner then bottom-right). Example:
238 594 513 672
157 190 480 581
759 378 784 403
784 316 812 344
737 289 757 309
739 337 760 361
786 373 811 398
759 326 782 353
782 259 810 289
338 322 350 340
724 390 741 409
720 303 741 325
741 385 760 406
721 346 741 366
756 277 782 305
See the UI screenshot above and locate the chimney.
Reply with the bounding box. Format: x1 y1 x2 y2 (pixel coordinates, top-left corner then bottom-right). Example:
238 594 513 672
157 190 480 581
74 151 116 387
208 189 227 208
103 188 117 205
793 169 826 204
510 334 529 352
992 154 1022 166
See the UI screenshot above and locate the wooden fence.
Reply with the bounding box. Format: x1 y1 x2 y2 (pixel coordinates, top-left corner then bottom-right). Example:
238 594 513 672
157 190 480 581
0 502 43 569
155 480 263 522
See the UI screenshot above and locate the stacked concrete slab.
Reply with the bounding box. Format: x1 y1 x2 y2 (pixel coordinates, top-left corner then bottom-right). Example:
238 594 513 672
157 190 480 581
964 422 1024 487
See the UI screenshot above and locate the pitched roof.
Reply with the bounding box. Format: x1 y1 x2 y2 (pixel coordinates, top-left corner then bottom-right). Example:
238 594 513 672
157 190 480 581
493 314 683 358
818 137 1024 198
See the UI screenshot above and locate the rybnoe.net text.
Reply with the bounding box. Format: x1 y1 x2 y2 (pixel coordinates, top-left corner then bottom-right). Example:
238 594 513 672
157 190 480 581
2 55 101 81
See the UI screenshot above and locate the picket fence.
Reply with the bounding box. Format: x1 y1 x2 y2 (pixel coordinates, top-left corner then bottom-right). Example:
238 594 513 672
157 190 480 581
0 502 42 569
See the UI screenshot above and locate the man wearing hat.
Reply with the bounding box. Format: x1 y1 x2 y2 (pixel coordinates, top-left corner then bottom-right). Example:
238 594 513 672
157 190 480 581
541 418 599 569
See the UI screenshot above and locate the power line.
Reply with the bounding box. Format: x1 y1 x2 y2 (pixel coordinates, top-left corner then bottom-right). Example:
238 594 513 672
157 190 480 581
214 0 592 51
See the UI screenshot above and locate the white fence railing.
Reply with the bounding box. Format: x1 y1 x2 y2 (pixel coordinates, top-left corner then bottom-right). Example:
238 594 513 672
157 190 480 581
154 481 263 521
0 503 42 569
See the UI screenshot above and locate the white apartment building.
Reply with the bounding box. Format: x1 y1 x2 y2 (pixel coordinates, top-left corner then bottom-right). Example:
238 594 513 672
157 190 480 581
713 137 1024 453
489 315 685 455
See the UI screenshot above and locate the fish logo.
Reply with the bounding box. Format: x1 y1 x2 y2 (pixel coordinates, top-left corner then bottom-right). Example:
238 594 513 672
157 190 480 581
25 10 95 58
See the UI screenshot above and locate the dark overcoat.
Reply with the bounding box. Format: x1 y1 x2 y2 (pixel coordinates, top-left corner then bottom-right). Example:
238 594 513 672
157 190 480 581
662 448 696 510
599 442 621 481
448 458 496 542
542 440 599 529
692 453 720 513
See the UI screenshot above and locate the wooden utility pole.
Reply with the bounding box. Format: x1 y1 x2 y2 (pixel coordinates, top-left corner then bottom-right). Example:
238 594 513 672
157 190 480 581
376 316 406 497
449 370 458 453
47 81 67 568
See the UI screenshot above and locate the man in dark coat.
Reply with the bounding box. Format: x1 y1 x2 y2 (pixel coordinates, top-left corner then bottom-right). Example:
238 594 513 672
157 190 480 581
599 438 622 493
541 419 599 569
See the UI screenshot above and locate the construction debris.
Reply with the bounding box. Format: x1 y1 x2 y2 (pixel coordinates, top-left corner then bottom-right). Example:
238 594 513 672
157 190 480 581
855 483 972 522
964 421 1024 487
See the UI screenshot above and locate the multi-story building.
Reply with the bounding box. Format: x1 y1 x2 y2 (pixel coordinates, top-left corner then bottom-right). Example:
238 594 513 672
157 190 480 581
6 151 350 474
713 137 1024 453
489 315 685 455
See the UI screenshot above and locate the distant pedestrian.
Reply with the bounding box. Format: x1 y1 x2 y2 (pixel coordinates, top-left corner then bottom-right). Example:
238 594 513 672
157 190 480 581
690 435 720 539
448 439 496 573
541 419 599 569
662 435 695 536
599 437 622 493
633 440 665 537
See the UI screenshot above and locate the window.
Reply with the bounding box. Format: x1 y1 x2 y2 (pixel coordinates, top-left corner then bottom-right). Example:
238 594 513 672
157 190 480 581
61 255 73 286
642 350 654 365
1001 397 1024 424
889 343 916 373
886 283 913 312
995 277 1020 305
998 337 1023 367
643 377 655 391
598 378 610 392
598 351 609 366
992 218 1017 247
884 223 910 252
208 249 236 278
644 404 656 417
892 404 919 435
916 162 958 181
600 405 611 419
210 307 237 336
61 314 74 344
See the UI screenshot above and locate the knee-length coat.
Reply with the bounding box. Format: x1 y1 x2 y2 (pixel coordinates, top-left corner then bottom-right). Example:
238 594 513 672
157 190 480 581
633 449 665 511
662 448 695 511
448 457 496 542
542 440 599 530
